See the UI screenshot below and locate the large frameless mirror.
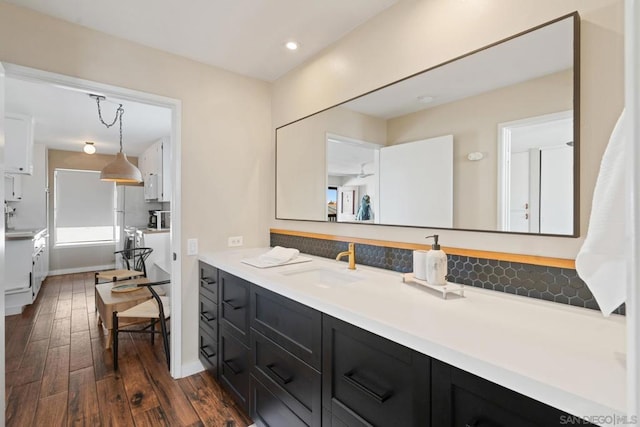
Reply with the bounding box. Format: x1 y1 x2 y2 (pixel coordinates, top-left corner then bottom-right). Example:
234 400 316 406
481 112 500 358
276 13 579 236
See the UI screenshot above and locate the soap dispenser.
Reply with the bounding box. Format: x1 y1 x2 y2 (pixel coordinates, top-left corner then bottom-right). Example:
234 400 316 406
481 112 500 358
426 235 447 286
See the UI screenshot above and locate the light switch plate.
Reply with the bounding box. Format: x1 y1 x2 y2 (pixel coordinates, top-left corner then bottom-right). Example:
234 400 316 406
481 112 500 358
187 238 198 255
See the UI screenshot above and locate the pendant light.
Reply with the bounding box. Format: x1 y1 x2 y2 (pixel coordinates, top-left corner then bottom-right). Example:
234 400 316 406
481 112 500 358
91 95 142 183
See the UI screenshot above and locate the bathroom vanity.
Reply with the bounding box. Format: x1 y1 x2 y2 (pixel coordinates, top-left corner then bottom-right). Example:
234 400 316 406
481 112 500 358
199 249 624 426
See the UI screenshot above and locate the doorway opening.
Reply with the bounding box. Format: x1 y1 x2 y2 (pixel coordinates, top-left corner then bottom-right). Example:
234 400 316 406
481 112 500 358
2 62 183 376
497 110 573 234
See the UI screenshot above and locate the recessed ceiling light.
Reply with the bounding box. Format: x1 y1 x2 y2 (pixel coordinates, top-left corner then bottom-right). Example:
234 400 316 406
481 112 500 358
285 41 299 51
417 95 435 104
83 141 96 154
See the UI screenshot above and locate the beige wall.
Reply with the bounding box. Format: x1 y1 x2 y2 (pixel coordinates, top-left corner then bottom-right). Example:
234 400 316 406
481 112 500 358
0 3 272 371
387 70 573 230
277 106 386 220
47 149 140 272
272 0 624 259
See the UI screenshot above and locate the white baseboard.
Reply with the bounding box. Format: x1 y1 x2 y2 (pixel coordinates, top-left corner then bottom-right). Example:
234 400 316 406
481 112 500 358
48 264 116 277
4 305 24 316
179 360 205 378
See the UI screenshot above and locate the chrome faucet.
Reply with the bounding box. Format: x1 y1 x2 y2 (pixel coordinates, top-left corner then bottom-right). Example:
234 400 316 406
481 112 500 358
336 242 356 270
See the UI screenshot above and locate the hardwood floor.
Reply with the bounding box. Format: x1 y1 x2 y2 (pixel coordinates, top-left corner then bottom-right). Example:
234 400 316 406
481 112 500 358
5 272 253 427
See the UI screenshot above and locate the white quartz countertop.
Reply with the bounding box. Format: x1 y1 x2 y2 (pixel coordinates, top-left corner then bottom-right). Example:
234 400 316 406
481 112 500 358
200 248 626 421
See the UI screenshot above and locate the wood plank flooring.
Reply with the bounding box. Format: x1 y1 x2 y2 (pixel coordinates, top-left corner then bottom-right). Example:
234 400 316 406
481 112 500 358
5 272 253 427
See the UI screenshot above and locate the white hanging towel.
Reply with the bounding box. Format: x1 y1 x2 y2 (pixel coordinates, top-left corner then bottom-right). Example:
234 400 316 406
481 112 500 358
575 109 628 316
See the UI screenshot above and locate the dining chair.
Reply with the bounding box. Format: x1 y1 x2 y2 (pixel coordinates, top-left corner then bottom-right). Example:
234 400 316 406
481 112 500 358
95 247 154 285
112 279 171 370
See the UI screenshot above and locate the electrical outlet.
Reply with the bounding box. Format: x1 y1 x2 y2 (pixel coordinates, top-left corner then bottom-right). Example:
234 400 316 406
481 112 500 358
228 236 243 247
187 238 198 255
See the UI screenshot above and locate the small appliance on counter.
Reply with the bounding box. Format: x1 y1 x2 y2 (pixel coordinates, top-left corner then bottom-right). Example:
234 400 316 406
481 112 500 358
148 210 170 230
148 210 158 228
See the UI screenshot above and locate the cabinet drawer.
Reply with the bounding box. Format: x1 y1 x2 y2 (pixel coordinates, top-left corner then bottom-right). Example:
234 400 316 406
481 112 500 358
251 285 322 370
199 327 218 374
252 331 321 426
199 262 218 300
323 315 430 427
220 271 250 344
219 324 251 412
199 292 218 337
252 376 309 427
431 360 597 427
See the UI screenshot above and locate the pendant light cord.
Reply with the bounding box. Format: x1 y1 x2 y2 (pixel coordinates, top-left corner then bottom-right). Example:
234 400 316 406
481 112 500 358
95 96 125 153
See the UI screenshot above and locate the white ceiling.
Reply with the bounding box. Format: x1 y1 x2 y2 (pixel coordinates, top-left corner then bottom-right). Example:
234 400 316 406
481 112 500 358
4 0 399 82
5 77 172 156
3 0 400 155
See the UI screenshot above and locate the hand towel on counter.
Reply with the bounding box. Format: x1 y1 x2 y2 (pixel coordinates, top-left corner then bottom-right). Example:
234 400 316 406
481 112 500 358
258 246 300 265
576 109 628 316
241 246 311 268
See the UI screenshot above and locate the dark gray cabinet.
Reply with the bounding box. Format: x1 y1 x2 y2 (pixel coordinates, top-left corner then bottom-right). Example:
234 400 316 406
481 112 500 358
431 359 596 427
220 323 251 412
251 285 322 370
250 286 322 427
218 270 252 412
322 315 430 427
220 270 251 345
198 262 219 375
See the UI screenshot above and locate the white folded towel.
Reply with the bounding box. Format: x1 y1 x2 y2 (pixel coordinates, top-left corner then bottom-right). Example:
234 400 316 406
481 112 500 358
575 109 628 316
258 246 300 266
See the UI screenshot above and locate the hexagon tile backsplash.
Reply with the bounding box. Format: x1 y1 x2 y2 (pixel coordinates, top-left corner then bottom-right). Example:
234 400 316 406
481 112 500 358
271 232 625 316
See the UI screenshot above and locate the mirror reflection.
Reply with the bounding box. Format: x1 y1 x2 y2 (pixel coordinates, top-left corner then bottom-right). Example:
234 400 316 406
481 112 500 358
276 13 578 235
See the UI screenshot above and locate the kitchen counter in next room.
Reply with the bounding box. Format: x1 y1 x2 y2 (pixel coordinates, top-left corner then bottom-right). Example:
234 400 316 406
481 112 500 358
200 248 626 423
5 227 47 240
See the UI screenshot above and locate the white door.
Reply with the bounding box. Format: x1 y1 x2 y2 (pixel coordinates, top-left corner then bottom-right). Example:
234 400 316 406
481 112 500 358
337 185 359 222
379 135 453 227
540 145 573 234
509 151 530 232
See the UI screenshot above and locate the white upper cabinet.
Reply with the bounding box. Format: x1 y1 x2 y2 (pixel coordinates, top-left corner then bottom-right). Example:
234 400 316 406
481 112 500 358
5 113 35 175
140 138 170 202
5 173 23 201
161 138 171 203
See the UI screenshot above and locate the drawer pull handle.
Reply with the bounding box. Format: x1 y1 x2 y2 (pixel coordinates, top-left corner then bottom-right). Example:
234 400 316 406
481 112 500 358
224 359 242 375
223 299 243 310
201 277 216 286
200 345 216 359
200 311 216 322
343 370 392 403
465 417 499 427
266 363 293 385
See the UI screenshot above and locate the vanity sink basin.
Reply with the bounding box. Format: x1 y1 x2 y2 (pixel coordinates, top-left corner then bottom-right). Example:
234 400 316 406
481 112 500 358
280 267 363 287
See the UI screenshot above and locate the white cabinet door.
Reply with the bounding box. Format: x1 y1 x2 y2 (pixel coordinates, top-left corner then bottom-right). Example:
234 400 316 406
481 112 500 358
5 113 34 174
5 239 32 292
141 140 163 200
4 173 23 201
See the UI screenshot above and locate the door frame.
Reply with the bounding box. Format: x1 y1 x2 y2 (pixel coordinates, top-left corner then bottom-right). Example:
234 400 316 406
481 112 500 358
1 63 184 377
496 110 573 231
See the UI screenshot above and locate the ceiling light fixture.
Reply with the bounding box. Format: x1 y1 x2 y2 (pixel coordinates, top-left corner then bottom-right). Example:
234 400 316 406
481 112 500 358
90 94 142 183
417 95 435 104
83 141 96 154
285 41 299 50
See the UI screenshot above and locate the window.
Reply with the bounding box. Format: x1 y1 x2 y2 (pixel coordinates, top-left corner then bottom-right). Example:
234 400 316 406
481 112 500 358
54 169 115 246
